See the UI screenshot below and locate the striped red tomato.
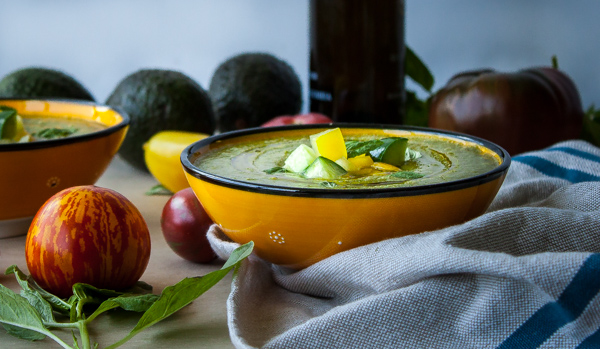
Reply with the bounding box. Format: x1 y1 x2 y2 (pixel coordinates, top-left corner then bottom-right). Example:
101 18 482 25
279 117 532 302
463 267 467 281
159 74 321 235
25 185 151 298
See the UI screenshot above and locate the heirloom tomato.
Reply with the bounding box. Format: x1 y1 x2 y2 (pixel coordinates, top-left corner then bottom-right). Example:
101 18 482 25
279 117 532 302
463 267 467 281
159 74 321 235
161 188 217 263
25 185 151 298
428 66 584 155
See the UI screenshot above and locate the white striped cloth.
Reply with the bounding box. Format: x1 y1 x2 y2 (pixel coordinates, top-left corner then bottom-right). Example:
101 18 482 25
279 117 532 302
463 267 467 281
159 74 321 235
209 140 600 349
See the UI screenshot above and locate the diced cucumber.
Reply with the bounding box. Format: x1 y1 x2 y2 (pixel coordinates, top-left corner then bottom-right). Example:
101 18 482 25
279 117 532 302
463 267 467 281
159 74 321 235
284 144 317 173
303 156 347 179
368 137 408 167
335 158 351 171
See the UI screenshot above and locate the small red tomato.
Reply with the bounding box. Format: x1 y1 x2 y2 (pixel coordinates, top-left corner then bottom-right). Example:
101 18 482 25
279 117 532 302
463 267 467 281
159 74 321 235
26 185 151 298
261 112 333 127
161 188 217 263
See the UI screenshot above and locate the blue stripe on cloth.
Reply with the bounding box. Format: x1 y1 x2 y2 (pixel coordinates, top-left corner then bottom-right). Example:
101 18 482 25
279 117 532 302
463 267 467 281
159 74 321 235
544 147 600 164
576 327 600 349
496 254 600 349
513 156 600 183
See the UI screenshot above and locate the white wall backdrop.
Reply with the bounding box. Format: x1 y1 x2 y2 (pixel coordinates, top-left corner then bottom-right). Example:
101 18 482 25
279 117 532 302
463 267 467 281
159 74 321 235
1 0 598 111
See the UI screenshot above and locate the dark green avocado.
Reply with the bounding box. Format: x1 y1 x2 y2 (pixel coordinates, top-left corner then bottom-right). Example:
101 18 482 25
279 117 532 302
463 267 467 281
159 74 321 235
0 67 95 101
106 69 215 172
209 52 302 133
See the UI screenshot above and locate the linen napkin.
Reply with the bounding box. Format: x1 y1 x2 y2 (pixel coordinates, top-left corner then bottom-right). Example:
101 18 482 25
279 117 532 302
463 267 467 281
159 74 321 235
208 140 600 349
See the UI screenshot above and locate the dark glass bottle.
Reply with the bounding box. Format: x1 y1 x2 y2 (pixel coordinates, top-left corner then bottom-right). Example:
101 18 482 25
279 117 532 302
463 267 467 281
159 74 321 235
309 0 406 124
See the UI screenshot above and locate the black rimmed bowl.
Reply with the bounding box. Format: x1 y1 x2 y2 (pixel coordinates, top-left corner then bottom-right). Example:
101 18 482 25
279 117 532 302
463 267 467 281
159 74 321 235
0 99 129 238
182 124 510 268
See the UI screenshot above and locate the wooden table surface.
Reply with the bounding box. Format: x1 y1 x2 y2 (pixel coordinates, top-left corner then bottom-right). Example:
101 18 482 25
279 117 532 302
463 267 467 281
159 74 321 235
0 156 236 349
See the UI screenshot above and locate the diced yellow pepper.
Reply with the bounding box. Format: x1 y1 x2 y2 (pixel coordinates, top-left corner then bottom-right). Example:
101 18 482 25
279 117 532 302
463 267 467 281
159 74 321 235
371 162 401 172
310 128 347 161
348 154 374 171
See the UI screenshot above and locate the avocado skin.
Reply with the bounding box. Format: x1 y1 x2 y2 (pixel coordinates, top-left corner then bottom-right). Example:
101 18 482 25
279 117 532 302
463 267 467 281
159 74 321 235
209 53 302 133
0 67 95 101
106 69 215 172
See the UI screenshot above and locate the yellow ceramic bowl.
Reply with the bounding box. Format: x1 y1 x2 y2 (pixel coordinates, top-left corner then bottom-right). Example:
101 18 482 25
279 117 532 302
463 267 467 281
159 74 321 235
182 124 510 269
0 99 129 238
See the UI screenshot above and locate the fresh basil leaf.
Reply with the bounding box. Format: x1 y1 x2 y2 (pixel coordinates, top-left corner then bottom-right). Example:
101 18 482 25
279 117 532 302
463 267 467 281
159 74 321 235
390 171 424 180
85 294 160 323
72 283 127 320
0 284 51 341
263 166 288 174
6 265 71 315
33 127 78 139
405 46 434 92
73 283 123 301
111 293 160 312
145 184 173 196
2 323 46 341
19 289 56 324
221 240 254 269
345 140 384 158
106 241 254 349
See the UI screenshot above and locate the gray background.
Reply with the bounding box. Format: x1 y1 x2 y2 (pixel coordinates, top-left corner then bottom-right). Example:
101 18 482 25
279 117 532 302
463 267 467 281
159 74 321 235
1 1 598 111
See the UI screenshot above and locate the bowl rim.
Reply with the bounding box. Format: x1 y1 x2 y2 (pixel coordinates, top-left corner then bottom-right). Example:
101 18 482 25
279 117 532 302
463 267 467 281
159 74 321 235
0 98 130 152
181 123 511 199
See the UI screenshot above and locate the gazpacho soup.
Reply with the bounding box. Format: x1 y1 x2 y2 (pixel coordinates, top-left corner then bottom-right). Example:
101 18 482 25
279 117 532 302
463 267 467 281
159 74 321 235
0 105 106 144
193 127 503 190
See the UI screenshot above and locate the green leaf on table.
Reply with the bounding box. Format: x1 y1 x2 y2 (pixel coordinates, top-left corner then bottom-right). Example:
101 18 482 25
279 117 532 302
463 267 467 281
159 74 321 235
0 284 51 341
86 293 160 323
405 46 434 92
71 282 158 322
6 265 71 315
19 289 56 324
105 241 254 349
145 184 173 196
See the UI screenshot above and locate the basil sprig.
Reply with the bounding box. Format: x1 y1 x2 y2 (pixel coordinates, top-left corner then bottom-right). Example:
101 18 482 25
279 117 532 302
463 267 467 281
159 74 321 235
0 241 254 349
33 127 78 139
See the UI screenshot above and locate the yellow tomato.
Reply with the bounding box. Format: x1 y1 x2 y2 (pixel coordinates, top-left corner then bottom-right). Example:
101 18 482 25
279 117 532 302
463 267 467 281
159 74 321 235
143 131 209 193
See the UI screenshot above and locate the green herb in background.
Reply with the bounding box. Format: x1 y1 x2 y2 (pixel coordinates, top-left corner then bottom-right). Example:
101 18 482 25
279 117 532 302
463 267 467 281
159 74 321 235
0 241 254 349
582 104 600 147
145 184 173 196
404 46 435 127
